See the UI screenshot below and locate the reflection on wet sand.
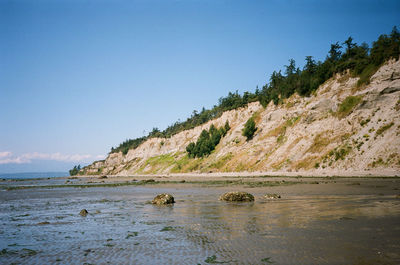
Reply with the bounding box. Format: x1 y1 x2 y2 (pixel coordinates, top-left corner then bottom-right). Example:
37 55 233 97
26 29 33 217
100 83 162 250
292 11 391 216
0 179 400 264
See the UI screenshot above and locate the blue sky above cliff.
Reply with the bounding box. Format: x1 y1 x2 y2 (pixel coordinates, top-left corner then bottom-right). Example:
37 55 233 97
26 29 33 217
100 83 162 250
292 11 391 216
0 0 399 173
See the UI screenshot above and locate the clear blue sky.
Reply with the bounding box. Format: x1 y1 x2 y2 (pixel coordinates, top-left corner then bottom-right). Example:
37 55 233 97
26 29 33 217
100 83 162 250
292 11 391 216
0 0 399 173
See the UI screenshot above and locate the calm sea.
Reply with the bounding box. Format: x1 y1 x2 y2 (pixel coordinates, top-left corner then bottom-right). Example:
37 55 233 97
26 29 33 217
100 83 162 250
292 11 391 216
0 172 68 179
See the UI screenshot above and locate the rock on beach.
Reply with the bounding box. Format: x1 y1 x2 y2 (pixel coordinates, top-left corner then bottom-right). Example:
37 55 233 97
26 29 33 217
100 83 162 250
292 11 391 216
80 209 88 217
152 194 175 205
264 194 281 199
219 191 254 202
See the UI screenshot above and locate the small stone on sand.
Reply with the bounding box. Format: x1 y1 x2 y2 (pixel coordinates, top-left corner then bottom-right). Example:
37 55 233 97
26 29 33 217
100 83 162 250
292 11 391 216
264 194 281 199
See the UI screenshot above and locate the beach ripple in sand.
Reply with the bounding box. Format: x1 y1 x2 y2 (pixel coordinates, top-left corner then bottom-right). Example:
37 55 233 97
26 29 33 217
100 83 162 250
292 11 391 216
0 182 400 264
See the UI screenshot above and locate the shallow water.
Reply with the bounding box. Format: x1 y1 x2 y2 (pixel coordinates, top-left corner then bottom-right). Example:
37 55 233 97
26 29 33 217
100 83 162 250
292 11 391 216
1 185 400 264
0 172 67 180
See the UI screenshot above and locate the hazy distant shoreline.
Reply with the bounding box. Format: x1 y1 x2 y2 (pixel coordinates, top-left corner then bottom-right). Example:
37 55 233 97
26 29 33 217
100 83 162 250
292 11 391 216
0 172 67 179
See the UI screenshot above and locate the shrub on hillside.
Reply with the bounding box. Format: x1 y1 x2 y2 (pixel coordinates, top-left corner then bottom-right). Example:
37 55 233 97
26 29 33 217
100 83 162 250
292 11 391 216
186 122 230 158
242 117 257 140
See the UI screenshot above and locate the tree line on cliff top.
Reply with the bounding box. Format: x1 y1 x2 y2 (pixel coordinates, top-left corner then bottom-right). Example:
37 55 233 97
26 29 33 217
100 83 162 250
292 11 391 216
111 27 400 155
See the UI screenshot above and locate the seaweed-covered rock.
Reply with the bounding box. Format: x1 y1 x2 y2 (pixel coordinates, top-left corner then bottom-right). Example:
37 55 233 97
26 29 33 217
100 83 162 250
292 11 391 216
79 209 88 217
152 194 175 205
141 179 156 184
219 191 254 202
264 194 281 199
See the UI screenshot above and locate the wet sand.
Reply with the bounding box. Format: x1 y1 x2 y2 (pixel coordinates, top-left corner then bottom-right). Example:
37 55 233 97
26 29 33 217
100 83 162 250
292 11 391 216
1 177 400 264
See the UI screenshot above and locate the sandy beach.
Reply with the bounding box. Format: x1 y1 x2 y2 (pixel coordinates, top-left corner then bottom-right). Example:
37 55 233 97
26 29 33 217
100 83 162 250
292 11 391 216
56 169 400 186
1 175 400 264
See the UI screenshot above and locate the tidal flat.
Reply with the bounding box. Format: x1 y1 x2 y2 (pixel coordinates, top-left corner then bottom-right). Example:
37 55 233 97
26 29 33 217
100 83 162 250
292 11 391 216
0 177 400 264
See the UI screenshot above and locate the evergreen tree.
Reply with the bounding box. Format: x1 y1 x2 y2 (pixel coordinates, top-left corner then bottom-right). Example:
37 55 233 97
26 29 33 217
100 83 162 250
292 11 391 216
69 165 81 176
328 42 342 62
242 117 257 141
186 124 230 158
224 121 231 135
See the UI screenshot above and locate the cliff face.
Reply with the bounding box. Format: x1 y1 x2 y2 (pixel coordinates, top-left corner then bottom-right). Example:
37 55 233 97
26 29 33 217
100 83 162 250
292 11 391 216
84 60 400 176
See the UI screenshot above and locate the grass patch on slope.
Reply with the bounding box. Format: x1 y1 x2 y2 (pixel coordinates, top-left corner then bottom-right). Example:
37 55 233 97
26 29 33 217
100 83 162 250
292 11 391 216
207 153 234 170
265 116 300 143
137 153 178 174
307 132 333 153
376 122 394 136
336 95 363 119
356 64 380 87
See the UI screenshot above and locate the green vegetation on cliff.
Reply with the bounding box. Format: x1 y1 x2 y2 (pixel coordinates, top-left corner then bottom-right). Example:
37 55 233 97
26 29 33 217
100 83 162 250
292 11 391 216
337 95 363 119
186 122 230 158
110 27 400 155
242 117 257 140
69 165 81 176
111 136 147 155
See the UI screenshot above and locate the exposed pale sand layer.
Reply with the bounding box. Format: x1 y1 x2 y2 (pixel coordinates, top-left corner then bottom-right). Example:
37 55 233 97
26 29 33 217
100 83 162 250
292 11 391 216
75 169 400 185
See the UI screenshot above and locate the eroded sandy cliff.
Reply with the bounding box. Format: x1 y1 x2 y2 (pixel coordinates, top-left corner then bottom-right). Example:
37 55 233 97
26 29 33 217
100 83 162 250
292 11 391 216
83 59 400 176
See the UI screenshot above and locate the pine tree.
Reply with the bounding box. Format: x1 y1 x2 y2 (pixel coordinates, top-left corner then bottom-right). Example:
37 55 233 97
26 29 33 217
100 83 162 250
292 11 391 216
242 117 257 141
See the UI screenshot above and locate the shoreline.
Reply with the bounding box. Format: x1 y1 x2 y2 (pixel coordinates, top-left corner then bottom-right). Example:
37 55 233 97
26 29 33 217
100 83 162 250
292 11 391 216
74 169 400 183
2 171 400 191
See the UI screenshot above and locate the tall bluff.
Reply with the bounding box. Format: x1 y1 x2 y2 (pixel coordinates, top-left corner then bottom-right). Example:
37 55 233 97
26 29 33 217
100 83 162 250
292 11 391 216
83 60 400 176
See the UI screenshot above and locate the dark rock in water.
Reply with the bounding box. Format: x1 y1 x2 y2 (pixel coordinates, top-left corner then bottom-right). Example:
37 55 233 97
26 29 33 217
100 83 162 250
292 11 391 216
99 175 108 179
152 194 175 205
80 209 88 217
140 179 156 184
264 194 281 199
180 180 186 183
37 221 50 225
144 179 155 183
219 191 254 202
